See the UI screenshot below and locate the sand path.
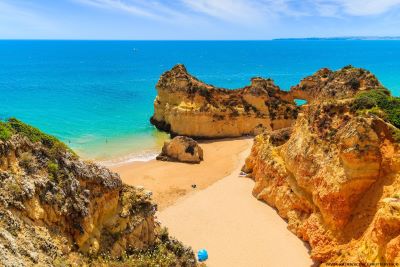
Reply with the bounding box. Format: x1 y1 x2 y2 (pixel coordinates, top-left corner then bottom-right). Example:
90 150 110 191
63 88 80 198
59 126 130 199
158 145 314 267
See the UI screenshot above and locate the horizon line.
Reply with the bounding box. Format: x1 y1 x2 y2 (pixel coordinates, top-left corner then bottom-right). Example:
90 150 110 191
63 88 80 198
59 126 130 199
1 36 400 42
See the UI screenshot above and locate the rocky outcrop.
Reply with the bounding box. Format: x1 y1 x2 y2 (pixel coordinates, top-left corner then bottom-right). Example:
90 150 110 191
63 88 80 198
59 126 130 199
150 64 298 138
157 136 203 163
243 66 400 265
150 64 383 139
0 119 196 266
290 65 382 103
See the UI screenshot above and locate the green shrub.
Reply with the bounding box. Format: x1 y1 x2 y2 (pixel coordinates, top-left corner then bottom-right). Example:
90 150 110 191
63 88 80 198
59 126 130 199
47 162 59 178
0 121 14 141
8 118 60 147
5 180 22 195
351 88 400 128
94 241 196 267
347 78 360 90
6 118 76 157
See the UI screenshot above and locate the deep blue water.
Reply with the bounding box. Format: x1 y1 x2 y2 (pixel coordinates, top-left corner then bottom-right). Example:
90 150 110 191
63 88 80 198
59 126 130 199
1 40 399 161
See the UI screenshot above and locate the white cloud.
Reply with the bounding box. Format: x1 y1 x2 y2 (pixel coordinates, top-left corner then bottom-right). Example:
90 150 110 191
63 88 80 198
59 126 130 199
73 0 195 22
313 2 341 17
337 0 400 16
181 0 267 22
180 0 310 22
0 1 42 23
310 0 400 16
73 0 163 19
1 0 399 39
0 1 53 36
72 0 400 26
72 0 400 28
74 0 284 25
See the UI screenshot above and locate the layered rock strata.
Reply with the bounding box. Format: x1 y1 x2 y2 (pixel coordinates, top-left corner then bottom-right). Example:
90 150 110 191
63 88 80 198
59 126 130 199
243 66 400 265
150 64 298 138
0 119 196 267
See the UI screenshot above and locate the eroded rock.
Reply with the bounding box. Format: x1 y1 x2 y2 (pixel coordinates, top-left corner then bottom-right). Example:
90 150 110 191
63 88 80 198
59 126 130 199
157 136 204 163
243 66 400 265
150 65 384 140
150 64 298 138
0 119 196 267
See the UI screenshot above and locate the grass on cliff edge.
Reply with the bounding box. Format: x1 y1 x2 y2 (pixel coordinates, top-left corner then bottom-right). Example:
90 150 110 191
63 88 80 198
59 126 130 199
351 87 400 142
53 228 198 267
0 118 76 156
351 88 400 128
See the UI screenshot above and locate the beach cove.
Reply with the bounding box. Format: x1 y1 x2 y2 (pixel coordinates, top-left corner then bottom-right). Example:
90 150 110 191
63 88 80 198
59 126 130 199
111 137 314 266
2 40 400 164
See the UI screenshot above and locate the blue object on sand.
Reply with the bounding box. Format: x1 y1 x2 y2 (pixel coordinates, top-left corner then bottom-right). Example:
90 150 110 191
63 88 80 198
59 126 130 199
197 249 208 262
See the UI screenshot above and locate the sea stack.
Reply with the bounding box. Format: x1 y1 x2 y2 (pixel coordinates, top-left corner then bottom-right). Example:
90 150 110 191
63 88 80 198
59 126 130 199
150 64 299 138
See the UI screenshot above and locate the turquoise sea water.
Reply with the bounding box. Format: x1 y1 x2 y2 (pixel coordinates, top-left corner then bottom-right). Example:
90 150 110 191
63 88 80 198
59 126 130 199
1 40 400 162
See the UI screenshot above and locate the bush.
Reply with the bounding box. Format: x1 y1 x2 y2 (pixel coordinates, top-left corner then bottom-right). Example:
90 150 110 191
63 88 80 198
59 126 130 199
8 118 60 147
47 162 59 178
351 88 400 128
0 122 13 141
94 241 196 267
6 118 76 157
347 78 360 90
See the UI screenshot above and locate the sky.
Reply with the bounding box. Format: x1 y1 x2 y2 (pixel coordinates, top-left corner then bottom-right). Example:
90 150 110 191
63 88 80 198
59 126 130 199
1 0 400 40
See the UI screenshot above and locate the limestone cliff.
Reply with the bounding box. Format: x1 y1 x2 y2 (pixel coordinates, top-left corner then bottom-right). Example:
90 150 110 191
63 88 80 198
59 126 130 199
0 119 196 267
243 66 400 265
150 64 298 138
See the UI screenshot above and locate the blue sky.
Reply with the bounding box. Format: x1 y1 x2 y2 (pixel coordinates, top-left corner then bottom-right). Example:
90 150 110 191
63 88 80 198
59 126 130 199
1 0 400 39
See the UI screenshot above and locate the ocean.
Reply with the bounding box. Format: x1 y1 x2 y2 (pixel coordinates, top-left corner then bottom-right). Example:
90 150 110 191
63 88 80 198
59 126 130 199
1 40 400 162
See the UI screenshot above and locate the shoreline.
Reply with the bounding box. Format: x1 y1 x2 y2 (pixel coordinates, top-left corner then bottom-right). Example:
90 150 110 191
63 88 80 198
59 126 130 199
110 137 253 210
75 130 170 164
98 149 159 166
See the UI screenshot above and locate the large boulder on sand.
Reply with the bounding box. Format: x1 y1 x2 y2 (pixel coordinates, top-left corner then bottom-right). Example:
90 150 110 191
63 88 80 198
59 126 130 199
156 136 204 163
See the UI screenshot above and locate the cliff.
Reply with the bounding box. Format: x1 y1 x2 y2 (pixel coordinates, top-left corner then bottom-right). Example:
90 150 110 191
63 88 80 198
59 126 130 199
0 119 196 266
150 64 383 139
150 64 298 138
243 66 400 265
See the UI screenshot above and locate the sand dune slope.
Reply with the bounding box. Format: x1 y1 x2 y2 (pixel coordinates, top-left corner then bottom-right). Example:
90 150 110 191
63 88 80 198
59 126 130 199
158 148 314 267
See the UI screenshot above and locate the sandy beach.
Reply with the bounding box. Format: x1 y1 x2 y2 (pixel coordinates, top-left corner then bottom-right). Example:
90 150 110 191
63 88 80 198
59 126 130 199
111 137 314 266
157 143 314 267
111 137 252 210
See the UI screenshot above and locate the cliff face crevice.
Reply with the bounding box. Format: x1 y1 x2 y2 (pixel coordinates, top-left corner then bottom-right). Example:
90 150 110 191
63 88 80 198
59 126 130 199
243 66 400 265
0 120 196 267
150 64 299 138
